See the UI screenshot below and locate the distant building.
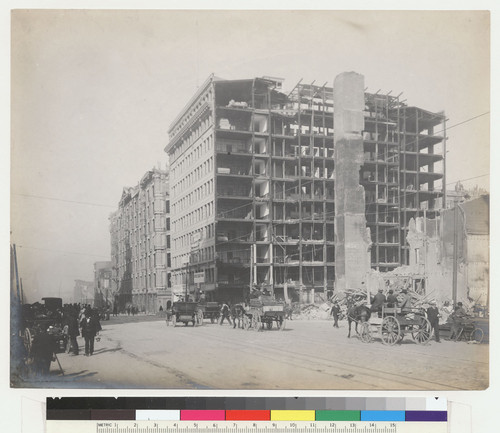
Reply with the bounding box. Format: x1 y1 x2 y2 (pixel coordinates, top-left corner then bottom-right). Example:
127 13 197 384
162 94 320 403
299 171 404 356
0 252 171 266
73 279 94 305
93 261 112 309
109 167 171 312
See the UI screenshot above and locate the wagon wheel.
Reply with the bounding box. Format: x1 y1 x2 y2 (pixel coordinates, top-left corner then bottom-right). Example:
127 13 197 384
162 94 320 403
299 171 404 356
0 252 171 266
470 327 484 344
277 316 286 331
243 315 251 330
171 315 177 327
380 316 400 345
412 316 432 344
266 321 273 330
360 322 373 343
196 310 204 326
23 327 33 354
251 313 261 332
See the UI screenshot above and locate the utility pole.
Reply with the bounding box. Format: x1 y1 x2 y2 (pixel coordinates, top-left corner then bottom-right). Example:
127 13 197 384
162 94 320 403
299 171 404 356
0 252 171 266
12 244 21 304
452 199 459 306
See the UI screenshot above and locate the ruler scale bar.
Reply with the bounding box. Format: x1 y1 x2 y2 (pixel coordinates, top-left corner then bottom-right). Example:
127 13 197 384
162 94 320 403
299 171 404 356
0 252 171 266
46 421 447 433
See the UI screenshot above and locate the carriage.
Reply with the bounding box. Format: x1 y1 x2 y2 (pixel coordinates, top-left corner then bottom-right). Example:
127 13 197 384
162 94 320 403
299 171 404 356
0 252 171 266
197 301 220 323
22 297 67 354
359 305 432 345
244 295 286 331
170 301 204 327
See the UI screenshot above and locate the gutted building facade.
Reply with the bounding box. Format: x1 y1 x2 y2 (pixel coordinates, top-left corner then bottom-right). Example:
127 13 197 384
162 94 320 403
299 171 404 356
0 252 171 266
165 74 446 302
109 168 171 312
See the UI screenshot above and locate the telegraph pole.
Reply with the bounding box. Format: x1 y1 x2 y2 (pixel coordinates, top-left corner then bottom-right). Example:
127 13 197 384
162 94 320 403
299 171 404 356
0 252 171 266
452 199 459 306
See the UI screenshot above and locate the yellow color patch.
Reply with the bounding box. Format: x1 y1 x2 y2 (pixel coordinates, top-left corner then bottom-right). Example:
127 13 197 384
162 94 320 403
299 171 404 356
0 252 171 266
270 410 316 421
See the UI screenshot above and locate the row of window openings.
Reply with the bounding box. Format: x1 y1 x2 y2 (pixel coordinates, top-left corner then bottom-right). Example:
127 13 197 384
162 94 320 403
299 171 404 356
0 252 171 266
217 202 334 221
173 247 216 271
172 134 214 181
130 252 172 272
173 267 215 287
131 271 168 290
218 266 336 287
218 115 334 137
216 138 335 159
217 162 335 179
172 223 215 253
171 89 213 141
172 202 214 233
173 114 212 164
172 157 214 197
172 180 214 215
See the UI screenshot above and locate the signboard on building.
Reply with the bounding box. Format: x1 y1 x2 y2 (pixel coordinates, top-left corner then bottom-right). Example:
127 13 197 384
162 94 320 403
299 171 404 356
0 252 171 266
194 271 205 284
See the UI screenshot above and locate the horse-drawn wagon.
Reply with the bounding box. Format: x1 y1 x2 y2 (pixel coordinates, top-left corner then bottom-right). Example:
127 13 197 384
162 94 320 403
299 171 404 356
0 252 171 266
359 305 432 345
244 295 286 331
170 301 203 327
22 297 67 354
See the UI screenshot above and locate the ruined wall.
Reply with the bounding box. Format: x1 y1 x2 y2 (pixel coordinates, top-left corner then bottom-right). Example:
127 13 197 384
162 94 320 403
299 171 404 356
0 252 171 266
333 72 371 291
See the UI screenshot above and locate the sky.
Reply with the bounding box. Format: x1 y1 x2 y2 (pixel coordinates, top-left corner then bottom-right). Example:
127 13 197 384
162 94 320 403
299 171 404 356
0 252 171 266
9 9 490 303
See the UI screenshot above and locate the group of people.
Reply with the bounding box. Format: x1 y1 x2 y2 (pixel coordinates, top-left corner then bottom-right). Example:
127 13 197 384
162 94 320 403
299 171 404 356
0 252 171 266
330 286 474 344
27 303 103 377
63 303 102 356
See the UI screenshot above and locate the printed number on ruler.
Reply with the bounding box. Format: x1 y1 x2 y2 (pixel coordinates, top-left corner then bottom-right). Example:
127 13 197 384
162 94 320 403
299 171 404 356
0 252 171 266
46 420 447 433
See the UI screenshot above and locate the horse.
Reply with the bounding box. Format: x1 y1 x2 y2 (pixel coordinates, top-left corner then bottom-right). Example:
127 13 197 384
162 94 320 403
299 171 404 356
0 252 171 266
347 303 371 338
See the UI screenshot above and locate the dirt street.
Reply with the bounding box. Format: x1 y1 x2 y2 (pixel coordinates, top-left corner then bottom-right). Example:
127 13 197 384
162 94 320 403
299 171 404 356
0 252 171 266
27 316 488 390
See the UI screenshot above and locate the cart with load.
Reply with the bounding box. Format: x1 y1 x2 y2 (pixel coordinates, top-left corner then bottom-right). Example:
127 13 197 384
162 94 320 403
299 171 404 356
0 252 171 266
359 305 431 345
244 295 286 331
22 297 67 354
197 301 220 323
170 301 203 327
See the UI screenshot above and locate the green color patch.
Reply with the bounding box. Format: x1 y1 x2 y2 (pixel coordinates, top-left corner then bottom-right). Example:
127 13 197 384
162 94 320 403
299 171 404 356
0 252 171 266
315 410 361 421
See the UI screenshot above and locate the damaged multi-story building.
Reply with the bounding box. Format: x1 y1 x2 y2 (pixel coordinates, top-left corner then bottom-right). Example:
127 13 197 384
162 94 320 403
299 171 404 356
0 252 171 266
165 72 446 303
109 167 171 312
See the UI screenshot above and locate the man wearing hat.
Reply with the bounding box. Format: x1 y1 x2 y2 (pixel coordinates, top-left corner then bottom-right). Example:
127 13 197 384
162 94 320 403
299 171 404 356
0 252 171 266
386 289 398 308
426 301 441 343
449 302 467 341
370 289 386 318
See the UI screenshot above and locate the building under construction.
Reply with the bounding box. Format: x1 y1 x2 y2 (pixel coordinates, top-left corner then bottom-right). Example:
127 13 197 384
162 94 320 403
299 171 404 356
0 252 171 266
165 73 446 302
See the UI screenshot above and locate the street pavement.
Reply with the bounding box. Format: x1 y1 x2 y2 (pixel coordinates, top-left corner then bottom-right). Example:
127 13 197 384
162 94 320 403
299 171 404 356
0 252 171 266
24 315 488 390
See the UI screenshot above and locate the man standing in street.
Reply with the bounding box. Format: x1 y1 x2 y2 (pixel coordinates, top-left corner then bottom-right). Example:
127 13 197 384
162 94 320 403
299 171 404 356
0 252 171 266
80 308 102 356
426 301 441 343
67 309 80 355
449 302 467 341
30 326 57 376
219 302 232 325
330 302 340 328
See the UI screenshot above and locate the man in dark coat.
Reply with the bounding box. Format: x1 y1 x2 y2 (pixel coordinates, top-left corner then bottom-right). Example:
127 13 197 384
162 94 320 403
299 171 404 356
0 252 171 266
426 301 441 343
30 326 57 376
67 311 80 355
386 289 398 308
370 289 386 317
330 302 340 328
80 309 102 356
450 302 467 341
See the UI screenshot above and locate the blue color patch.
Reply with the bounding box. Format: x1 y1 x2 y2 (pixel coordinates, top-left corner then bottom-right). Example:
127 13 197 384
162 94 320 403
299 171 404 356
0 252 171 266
360 411 406 421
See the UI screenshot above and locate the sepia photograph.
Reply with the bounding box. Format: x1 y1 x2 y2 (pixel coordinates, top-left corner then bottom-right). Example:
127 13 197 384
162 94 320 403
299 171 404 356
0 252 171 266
9 9 490 390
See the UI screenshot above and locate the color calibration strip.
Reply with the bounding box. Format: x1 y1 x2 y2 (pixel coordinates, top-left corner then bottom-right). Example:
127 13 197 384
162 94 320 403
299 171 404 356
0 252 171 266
46 397 447 422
